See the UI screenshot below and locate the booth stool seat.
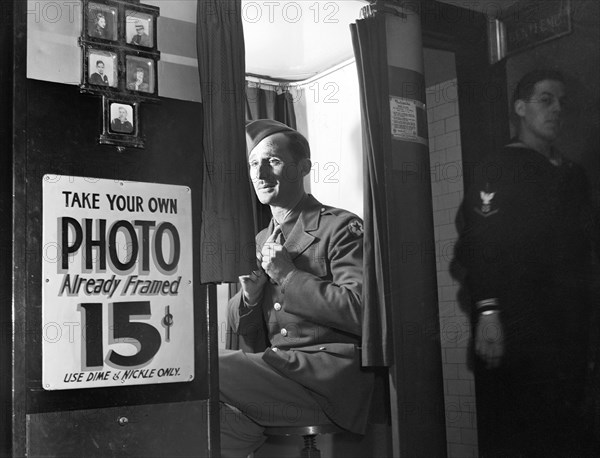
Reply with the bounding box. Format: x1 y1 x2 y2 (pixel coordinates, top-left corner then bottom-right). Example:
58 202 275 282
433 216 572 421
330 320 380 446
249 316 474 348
263 424 344 458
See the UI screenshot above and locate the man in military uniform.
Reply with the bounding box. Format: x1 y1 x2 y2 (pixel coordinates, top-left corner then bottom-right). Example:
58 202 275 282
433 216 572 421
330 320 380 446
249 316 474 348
455 70 598 456
219 120 373 458
131 23 151 47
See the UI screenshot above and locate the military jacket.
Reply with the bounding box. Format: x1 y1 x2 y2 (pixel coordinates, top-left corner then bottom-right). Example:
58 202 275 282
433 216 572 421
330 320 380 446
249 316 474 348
228 194 373 433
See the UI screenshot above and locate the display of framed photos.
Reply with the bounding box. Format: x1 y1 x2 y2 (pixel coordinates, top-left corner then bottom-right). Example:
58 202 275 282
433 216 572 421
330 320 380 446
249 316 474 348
100 97 144 149
79 1 160 148
79 0 160 100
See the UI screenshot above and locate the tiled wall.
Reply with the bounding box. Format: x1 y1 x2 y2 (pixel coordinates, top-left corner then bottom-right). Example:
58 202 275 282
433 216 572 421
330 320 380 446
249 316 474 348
427 78 479 458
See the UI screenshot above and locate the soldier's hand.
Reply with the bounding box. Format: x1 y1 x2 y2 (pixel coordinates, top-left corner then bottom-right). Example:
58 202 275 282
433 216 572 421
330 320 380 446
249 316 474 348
475 312 504 369
238 261 267 307
261 226 295 284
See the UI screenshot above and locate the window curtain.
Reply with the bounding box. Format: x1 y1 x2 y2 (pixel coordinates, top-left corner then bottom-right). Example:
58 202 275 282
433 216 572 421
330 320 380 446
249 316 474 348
245 83 297 129
351 15 393 367
225 83 297 350
197 0 255 283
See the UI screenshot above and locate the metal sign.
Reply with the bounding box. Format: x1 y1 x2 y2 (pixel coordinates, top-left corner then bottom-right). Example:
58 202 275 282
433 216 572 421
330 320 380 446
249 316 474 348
42 175 194 390
389 96 427 145
502 0 572 56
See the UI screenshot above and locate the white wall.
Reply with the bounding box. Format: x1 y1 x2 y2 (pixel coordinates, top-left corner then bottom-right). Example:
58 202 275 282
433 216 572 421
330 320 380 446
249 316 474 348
427 77 478 458
300 63 364 218
26 0 200 101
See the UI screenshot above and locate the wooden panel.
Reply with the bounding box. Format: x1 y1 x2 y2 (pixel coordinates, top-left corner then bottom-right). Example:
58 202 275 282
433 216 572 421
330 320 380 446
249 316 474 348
0 2 15 457
27 400 209 457
9 2 220 456
23 79 209 414
422 1 510 189
9 78 216 456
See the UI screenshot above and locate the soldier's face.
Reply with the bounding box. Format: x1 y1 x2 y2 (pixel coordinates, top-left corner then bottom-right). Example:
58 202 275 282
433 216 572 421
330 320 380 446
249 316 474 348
97 63 105 75
516 79 566 143
248 133 308 208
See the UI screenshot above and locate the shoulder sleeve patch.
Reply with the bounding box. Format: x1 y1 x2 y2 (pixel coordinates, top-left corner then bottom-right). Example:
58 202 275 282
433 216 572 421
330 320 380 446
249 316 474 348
347 219 364 237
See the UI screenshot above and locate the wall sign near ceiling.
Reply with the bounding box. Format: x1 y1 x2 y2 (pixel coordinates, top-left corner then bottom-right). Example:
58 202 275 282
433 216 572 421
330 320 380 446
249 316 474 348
501 0 572 56
41 175 194 390
79 0 160 149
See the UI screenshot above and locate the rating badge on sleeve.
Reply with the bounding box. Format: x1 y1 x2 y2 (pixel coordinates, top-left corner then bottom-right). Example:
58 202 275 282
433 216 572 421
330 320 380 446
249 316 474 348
474 190 499 217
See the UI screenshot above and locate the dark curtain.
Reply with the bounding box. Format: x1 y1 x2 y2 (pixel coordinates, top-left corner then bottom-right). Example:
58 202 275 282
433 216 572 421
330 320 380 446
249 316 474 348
245 84 297 128
226 84 297 350
351 16 393 367
197 0 255 283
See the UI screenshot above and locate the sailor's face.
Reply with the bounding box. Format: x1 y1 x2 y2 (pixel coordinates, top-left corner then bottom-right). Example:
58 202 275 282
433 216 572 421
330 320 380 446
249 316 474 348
517 79 566 143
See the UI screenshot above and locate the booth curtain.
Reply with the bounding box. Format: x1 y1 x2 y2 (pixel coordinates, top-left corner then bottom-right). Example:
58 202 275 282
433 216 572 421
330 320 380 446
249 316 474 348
351 15 393 367
197 0 255 283
245 84 297 129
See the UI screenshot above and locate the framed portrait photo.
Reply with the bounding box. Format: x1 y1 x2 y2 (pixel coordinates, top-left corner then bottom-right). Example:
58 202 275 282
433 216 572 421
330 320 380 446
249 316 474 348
126 10 155 49
109 102 135 135
125 55 156 95
85 1 118 42
100 97 144 148
86 49 118 89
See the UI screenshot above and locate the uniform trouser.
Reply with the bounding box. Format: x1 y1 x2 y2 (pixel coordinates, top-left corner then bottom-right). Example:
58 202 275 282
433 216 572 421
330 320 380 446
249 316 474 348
219 348 333 458
475 352 590 457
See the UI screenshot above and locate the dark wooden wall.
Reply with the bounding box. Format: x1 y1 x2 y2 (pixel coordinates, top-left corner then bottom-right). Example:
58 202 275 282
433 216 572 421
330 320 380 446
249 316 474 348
0 2 15 457
22 79 207 412
421 0 510 190
4 2 216 454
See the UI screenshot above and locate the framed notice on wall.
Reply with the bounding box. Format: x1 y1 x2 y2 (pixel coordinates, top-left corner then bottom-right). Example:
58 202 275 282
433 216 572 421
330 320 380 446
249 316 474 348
41 175 194 390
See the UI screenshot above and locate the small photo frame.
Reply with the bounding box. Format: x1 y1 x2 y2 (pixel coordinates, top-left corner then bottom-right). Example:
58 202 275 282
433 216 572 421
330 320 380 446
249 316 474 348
86 2 118 41
87 49 118 88
125 55 156 94
126 10 154 48
109 102 135 134
101 97 144 149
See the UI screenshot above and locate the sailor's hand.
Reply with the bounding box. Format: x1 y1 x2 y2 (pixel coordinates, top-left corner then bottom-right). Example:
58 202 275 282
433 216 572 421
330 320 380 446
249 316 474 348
475 312 504 369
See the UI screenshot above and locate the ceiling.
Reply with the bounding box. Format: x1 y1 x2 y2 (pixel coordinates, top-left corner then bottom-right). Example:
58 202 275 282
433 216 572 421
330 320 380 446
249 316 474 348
244 0 520 82
243 0 368 81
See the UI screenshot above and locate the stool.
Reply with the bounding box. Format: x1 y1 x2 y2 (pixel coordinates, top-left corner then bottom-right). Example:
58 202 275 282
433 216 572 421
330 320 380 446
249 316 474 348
263 424 344 458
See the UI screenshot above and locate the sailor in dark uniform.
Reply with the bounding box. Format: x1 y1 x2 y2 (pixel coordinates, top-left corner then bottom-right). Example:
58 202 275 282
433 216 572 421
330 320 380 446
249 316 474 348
456 69 599 457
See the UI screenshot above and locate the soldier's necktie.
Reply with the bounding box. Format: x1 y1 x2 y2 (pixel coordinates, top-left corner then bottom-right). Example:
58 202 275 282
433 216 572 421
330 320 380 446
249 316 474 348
266 224 284 284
